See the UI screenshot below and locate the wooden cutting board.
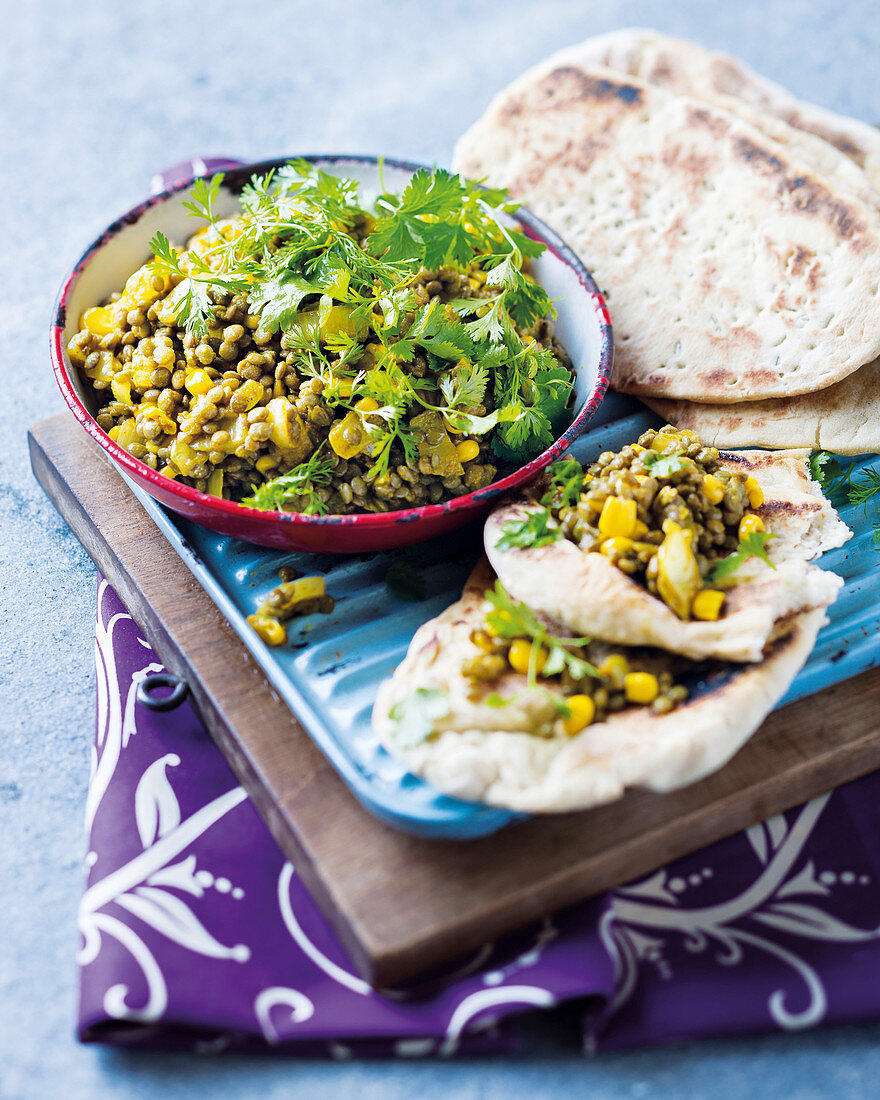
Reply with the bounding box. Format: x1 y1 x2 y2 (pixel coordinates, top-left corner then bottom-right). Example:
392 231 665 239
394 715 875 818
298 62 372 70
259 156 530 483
30 411 880 987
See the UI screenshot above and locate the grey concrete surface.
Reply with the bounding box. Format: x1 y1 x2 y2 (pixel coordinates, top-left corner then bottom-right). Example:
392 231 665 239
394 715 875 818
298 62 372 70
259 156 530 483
3 1 880 1096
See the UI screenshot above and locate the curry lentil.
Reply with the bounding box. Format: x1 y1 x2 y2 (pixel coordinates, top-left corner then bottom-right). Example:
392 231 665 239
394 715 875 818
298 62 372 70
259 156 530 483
517 425 771 622
69 164 575 515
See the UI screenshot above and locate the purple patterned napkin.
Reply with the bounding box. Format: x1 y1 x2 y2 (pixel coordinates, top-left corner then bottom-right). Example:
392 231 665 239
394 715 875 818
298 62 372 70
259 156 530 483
78 579 880 1054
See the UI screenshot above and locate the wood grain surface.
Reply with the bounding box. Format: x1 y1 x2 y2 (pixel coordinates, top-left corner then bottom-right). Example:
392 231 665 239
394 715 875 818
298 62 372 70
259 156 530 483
30 411 880 987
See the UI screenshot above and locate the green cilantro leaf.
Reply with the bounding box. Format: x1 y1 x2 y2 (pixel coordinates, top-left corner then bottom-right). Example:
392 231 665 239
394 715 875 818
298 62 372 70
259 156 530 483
495 509 563 551
540 457 584 507
249 271 319 333
439 360 488 411
483 582 598 686
643 451 689 478
809 449 838 490
708 531 777 583
387 688 449 748
182 173 224 223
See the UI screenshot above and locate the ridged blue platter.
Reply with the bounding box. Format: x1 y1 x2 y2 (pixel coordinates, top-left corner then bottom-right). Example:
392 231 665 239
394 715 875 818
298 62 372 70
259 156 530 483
124 391 880 839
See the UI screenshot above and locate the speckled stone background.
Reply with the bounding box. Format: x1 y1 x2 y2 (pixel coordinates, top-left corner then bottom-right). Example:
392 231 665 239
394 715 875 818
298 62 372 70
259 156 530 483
4 1 880 1096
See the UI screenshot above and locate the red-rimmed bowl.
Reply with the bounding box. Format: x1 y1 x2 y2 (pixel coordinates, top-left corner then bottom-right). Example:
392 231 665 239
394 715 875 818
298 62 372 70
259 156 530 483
51 155 612 553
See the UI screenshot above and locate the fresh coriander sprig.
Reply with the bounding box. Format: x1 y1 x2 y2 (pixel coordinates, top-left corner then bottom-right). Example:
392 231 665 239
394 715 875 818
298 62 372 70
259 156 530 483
495 509 563 551
241 447 335 513
147 162 574 477
642 451 689 478
484 582 599 685
387 688 449 748
811 450 880 544
540 457 584 508
708 531 777 584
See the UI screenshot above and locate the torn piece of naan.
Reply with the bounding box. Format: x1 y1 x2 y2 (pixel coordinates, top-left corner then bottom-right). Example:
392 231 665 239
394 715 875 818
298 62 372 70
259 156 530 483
641 358 880 454
484 449 849 663
373 560 825 813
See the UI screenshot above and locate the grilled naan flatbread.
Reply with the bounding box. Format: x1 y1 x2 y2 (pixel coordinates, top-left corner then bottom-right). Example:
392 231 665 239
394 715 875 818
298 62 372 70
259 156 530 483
373 559 826 813
454 58 880 402
572 28 880 190
642 358 880 454
484 450 849 662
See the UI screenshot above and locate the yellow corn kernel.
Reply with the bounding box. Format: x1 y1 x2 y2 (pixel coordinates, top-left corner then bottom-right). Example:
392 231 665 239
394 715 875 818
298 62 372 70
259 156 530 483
82 306 116 336
355 396 380 413
158 465 177 479
624 672 660 705
563 694 596 736
290 576 326 602
633 519 649 537
744 476 765 508
508 639 548 677
692 589 726 621
108 425 120 441
598 653 630 688
247 614 287 647
633 540 660 556
630 444 646 454
185 368 214 396
255 455 278 475
702 474 726 506
650 432 678 452
739 513 765 538
455 440 480 463
598 496 638 538
599 536 635 557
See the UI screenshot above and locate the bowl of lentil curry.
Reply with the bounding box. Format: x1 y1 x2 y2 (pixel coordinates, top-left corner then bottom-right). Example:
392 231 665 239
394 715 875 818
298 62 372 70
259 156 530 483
52 156 612 552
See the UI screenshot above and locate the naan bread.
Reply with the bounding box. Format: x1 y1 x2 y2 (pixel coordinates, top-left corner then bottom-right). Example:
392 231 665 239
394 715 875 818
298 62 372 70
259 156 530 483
642 358 880 453
373 559 826 813
453 59 880 402
484 450 849 662
572 28 880 191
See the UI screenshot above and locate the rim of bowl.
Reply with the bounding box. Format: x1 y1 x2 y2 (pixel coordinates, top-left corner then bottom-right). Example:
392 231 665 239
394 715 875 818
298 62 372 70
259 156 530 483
50 154 613 532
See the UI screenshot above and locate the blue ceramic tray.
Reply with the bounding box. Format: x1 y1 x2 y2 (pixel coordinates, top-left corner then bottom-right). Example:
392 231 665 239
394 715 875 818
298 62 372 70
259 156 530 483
124 392 880 839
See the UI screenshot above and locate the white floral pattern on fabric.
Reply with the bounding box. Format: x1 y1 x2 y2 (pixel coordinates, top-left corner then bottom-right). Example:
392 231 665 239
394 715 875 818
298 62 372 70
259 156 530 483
79 578 880 1053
